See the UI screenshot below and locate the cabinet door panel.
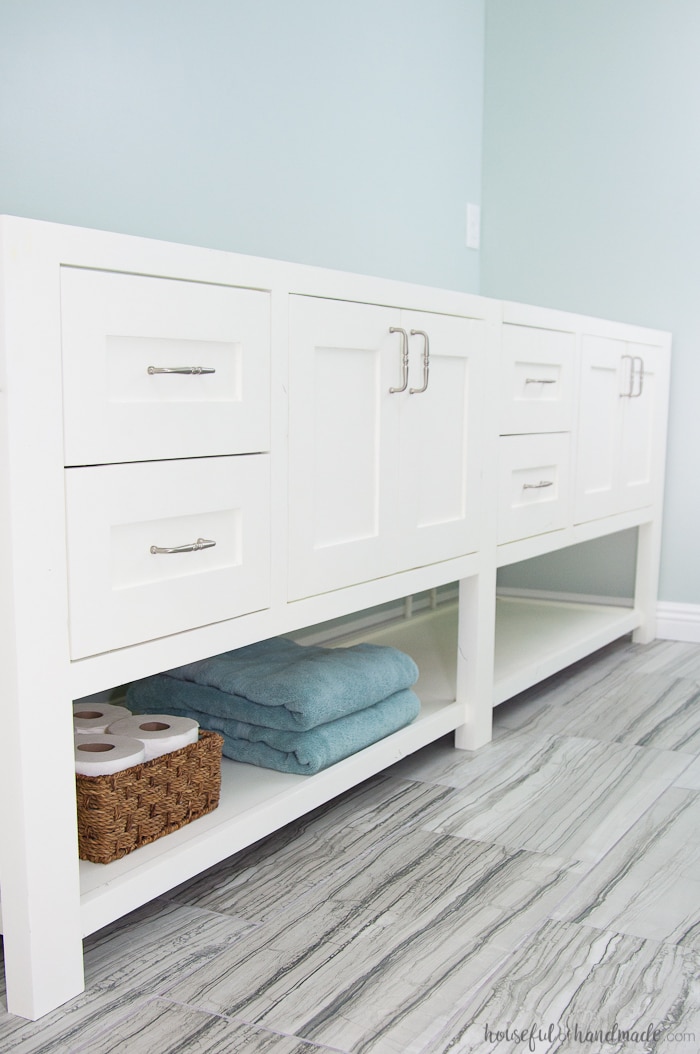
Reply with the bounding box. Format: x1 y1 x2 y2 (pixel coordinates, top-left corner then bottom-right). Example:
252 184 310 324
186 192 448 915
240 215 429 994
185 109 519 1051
575 336 665 523
288 296 399 600
398 311 484 567
574 337 623 522
619 343 663 506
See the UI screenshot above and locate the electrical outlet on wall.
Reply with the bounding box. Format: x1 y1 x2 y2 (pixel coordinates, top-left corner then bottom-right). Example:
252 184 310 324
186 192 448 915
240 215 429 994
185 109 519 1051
466 203 481 249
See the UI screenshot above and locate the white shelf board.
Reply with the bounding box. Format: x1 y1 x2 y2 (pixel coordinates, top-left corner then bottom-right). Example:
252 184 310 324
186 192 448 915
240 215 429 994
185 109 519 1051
78 605 461 936
494 594 640 705
333 593 640 708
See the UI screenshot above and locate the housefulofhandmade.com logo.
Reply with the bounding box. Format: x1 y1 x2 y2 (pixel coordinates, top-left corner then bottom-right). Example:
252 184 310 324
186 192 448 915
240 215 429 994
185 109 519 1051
483 1021 696 1049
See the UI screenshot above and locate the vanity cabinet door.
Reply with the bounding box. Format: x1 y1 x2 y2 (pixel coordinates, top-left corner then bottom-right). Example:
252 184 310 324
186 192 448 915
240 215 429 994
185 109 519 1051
288 296 400 600
288 296 485 600
575 337 666 523
394 308 484 571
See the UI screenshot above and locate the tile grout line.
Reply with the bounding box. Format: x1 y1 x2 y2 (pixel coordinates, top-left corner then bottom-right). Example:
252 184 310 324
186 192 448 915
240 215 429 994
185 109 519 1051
396 731 700 1050
148 993 353 1053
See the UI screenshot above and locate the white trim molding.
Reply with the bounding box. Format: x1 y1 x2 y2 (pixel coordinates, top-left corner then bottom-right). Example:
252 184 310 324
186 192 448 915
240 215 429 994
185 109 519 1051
656 601 700 643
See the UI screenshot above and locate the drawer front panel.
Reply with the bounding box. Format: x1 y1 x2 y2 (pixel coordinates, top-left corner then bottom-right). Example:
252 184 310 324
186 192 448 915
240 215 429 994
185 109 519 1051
500 324 575 435
498 433 570 544
65 456 270 658
61 267 270 465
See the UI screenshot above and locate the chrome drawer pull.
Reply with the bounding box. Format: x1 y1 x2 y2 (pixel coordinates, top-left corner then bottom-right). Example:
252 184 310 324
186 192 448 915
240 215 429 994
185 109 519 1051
150 538 216 555
409 329 430 394
147 366 216 375
523 480 554 490
525 377 556 384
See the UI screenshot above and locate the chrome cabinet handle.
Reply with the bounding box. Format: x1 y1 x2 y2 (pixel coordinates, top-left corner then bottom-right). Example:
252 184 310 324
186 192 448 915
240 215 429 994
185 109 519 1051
523 480 554 490
630 355 645 398
150 538 216 555
409 330 430 394
525 377 556 385
147 366 216 375
389 327 409 393
620 354 645 397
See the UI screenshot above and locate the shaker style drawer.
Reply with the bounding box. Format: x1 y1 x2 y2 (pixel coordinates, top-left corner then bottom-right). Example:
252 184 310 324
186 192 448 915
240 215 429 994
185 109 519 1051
500 324 575 435
65 455 270 658
497 433 570 544
61 267 270 465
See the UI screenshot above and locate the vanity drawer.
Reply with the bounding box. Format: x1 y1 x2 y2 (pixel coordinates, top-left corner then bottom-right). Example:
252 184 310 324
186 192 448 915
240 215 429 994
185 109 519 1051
500 323 574 435
61 267 270 465
498 433 570 544
65 455 270 658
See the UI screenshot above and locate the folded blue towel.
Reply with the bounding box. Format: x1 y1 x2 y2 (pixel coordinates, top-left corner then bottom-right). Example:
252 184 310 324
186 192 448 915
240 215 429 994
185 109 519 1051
129 688 420 775
127 637 418 732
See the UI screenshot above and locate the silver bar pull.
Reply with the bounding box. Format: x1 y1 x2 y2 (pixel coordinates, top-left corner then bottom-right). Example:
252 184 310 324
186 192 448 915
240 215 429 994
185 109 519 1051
150 537 216 555
525 377 556 385
147 366 216 375
409 329 430 394
630 355 645 398
389 327 409 393
523 480 554 490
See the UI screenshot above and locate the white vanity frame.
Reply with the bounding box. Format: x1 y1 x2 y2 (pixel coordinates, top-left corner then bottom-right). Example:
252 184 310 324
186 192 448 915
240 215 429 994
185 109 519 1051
0 216 670 1019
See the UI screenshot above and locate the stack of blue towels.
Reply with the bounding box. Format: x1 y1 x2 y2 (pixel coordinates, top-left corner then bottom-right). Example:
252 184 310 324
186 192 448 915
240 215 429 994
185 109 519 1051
126 637 420 775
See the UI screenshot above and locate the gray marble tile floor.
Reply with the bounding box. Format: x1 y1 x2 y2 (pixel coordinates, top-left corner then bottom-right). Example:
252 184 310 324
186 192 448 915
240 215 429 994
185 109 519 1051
1 634 699 1052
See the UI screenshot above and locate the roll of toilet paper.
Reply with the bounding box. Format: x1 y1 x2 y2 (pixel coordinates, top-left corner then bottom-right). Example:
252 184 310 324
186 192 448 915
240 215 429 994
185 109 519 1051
106 714 200 760
74 734 146 776
73 702 132 734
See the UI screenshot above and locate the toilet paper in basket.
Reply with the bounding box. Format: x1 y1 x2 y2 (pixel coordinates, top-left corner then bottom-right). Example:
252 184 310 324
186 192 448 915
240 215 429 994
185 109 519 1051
74 734 146 776
73 701 132 734
106 714 200 760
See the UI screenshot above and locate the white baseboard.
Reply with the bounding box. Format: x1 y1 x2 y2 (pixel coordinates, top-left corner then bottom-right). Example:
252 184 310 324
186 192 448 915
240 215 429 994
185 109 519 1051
656 602 700 643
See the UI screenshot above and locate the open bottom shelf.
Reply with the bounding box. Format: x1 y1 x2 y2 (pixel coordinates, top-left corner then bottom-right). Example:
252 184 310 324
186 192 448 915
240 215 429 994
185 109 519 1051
494 594 639 704
78 604 461 937
77 595 638 936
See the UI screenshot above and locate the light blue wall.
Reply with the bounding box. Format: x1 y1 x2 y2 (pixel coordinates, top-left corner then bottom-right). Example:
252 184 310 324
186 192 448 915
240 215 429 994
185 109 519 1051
0 0 484 291
482 0 700 603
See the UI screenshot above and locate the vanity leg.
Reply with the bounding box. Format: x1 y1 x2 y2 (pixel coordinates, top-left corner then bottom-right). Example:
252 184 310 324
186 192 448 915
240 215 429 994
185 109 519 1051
0 676 84 1018
632 520 661 645
454 569 496 751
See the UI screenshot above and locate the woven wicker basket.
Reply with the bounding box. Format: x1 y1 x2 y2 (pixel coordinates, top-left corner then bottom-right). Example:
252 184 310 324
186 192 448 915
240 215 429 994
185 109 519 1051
76 730 224 864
